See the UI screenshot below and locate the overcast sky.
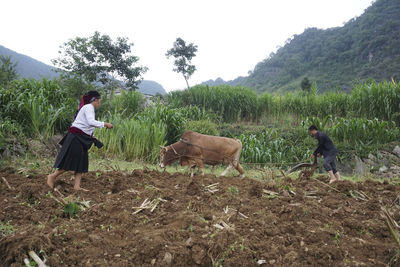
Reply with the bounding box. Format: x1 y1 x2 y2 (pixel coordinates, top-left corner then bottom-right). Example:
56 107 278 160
1 0 373 92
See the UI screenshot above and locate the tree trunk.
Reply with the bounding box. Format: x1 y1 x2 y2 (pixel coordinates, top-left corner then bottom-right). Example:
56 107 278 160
184 75 190 89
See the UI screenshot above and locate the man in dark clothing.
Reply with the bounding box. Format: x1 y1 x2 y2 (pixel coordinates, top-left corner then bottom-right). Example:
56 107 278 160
308 125 341 183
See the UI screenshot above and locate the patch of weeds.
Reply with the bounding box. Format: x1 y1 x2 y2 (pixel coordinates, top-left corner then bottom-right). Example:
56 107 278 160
0 220 14 236
64 202 79 217
357 229 364 236
333 231 340 241
188 223 194 232
279 184 295 192
228 186 239 195
50 215 58 224
210 229 220 238
240 239 245 251
230 241 238 251
200 216 209 224
266 194 277 199
144 184 158 191
24 259 37 266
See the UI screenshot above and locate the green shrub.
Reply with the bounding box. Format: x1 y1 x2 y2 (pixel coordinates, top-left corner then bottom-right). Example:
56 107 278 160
185 120 219 136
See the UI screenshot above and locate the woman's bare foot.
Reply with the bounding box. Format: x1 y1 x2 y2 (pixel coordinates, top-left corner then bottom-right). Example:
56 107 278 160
329 178 337 184
47 174 56 189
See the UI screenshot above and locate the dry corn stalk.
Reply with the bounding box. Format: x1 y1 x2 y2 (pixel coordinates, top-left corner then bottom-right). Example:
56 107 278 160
203 183 219 193
132 198 166 214
213 220 233 230
223 205 248 219
263 189 279 196
381 207 400 250
350 190 370 201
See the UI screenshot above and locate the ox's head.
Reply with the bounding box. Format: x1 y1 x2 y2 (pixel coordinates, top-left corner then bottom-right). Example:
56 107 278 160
159 145 178 168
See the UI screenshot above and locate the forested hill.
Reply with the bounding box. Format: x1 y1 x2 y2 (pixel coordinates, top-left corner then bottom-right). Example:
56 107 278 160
216 0 400 93
0 45 58 79
0 45 166 95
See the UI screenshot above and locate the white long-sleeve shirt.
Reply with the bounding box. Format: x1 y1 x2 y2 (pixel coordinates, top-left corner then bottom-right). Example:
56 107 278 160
71 104 104 136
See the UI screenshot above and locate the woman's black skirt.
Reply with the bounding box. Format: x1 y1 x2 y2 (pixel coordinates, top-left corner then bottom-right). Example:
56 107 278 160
54 133 94 173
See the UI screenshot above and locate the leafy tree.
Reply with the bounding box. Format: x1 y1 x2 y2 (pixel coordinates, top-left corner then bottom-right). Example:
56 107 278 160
57 73 98 100
52 31 147 90
301 77 312 93
166 38 198 89
0 55 18 88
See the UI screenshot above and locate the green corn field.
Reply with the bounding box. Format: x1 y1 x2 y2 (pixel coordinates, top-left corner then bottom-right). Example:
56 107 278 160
1 78 400 165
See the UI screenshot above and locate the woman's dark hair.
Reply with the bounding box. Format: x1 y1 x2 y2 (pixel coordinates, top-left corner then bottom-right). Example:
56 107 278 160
86 91 101 102
308 125 318 131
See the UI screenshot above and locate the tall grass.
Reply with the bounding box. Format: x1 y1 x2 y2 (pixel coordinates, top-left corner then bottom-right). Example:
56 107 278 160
258 88 351 118
301 116 400 145
168 81 400 124
93 113 166 163
97 89 144 118
93 103 214 162
168 85 258 122
239 128 312 166
258 80 400 123
0 79 74 138
351 80 400 123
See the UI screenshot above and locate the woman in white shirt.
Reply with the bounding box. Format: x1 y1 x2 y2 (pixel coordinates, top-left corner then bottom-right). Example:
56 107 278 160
47 91 113 191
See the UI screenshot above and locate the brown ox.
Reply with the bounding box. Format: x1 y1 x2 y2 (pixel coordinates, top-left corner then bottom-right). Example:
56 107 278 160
159 131 245 178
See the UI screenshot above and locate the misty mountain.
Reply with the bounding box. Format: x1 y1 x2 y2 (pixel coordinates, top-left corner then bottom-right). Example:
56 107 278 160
0 45 58 79
137 80 166 95
205 0 400 93
0 45 166 95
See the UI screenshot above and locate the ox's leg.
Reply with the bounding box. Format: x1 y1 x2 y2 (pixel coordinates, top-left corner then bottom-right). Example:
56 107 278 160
195 160 204 176
233 160 245 178
221 163 232 176
189 160 197 178
190 165 195 178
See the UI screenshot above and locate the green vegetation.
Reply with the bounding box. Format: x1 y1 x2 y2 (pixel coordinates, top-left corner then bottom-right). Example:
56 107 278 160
52 31 147 90
227 0 400 93
1 24 400 172
239 128 312 165
184 120 219 136
93 114 166 163
0 55 18 87
1 74 400 168
0 79 74 139
64 202 79 217
168 85 258 122
166 37 198 89
0 220 14 237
